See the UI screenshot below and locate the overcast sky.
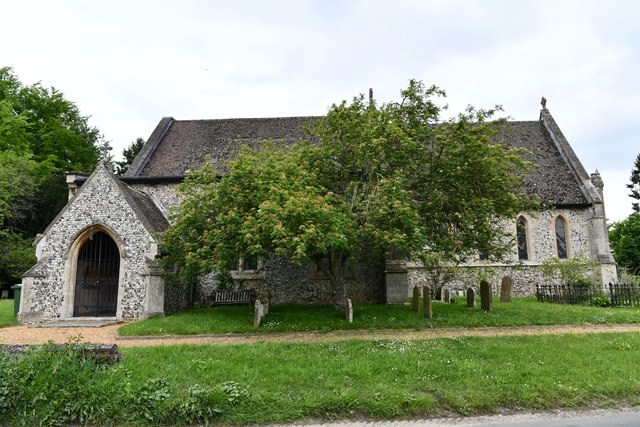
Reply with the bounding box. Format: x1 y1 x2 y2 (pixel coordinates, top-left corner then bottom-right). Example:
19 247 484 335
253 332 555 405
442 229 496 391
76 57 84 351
2 0 638 222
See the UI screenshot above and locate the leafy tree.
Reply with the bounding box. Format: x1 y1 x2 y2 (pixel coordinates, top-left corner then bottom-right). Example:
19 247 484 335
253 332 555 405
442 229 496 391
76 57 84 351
162 80 537 307
609 213 640 275
0 151 45 282
116 137 145 175
541 254 599 287
0 67 102 285
628 153 640 212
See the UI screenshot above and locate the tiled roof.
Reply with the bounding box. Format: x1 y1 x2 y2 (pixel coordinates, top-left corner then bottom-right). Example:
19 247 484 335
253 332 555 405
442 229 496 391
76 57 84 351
127 117 317 177
126 115 591 206
495 121 589 205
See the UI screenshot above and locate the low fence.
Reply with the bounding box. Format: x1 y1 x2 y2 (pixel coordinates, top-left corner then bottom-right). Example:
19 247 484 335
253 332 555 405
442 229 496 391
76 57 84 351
535 283 640 307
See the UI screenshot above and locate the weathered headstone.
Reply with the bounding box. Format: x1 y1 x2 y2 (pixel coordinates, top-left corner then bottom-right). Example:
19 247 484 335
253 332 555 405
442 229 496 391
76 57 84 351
467 288 475 308
263 299 270 315
500 276 513 303
423 286 433 319
444 289 450 303
253 299 264 328
412 287 420 311
480 280 492 312
435 286 442 301
346 298 353 323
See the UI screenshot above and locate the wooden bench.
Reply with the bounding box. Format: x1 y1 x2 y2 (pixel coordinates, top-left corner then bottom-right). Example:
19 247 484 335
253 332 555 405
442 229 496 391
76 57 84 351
210 289 256 306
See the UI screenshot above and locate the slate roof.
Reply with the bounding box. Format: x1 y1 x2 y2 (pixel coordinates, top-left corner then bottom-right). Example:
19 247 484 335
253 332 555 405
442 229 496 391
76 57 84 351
126 113 592 207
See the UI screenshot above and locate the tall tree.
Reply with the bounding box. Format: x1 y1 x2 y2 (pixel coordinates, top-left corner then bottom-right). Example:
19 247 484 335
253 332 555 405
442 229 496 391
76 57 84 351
628 153 640 212
162 81 537 307
115 137 145 175
0 67 101 285
609 213 640 275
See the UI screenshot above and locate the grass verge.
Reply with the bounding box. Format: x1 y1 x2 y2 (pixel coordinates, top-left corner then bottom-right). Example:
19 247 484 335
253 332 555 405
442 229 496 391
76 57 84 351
2 333 640 426
0 299 18 328
118 297 640 336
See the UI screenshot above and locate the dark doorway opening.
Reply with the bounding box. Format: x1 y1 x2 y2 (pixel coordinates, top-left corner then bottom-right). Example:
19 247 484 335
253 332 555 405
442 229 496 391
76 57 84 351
74 231 119 317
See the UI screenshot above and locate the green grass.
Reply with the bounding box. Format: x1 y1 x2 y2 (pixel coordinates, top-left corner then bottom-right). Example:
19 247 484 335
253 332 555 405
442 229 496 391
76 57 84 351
118 297 640 336
0 299 18 328
3 332 640 425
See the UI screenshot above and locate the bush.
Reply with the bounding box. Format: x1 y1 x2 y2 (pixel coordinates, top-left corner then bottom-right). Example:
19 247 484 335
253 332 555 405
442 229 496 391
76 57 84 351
591 296 612 307
0 341 226 426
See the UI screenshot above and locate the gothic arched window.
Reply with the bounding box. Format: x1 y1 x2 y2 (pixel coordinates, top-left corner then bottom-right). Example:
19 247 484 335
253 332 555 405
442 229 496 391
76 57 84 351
555 216 568 259
516 216 529 260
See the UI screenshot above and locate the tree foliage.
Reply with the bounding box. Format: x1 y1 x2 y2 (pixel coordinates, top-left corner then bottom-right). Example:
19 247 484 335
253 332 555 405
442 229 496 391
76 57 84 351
0 67 102 285
541 254 599 287
162 81 537 306
628 153 640 213
609 213 640 275
116 137 145 175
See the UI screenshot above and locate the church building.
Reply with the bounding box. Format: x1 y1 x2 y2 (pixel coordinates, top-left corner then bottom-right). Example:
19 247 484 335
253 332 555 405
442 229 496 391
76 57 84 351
18 102 616 323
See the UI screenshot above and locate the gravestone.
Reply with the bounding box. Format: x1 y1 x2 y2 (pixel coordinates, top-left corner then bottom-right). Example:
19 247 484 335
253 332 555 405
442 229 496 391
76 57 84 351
254 299 264 328
412 287 420 312
346 298 353 323
480 280 492 312
444 289 450 303
500 276 513 303
467 288 475 308
423 286 433 319
435 286 442 300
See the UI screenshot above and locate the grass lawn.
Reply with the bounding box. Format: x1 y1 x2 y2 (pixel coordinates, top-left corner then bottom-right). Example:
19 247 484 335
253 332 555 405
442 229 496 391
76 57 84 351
4 332 639 426
123 333 640 424
118 297 640 336
0 299 18 328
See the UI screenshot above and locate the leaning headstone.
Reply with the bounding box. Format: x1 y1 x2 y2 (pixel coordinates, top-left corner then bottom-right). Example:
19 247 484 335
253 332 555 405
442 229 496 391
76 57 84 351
480 280 492 312
253 299 264 328
345 298 353 323
412 287 420 312
467 288 475 308
444 289 450 303
423 287 433 319
500 276 513 303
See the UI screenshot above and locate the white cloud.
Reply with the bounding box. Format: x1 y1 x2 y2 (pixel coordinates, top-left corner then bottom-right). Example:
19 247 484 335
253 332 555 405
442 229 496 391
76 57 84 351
1 0 638 221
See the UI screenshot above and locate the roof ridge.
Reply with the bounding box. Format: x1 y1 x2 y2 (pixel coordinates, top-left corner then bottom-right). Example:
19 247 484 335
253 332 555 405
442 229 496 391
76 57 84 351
169 115 323 123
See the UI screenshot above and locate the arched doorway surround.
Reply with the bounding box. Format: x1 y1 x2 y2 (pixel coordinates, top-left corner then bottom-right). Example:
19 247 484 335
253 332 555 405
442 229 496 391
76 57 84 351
66 226 122 317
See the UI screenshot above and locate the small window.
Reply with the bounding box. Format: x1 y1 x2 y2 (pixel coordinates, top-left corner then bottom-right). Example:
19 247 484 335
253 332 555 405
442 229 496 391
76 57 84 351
555 216 568 259
242 254 258 271
228 255 261 272
517 217 529 260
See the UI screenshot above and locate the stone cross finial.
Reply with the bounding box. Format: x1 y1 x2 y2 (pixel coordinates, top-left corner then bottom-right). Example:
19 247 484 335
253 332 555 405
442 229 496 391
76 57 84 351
540 96 547 109
591 169 604 188
99 141 111 161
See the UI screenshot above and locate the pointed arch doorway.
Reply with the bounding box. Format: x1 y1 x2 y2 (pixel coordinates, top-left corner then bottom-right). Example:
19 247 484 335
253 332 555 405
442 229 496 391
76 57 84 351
73 230 120 317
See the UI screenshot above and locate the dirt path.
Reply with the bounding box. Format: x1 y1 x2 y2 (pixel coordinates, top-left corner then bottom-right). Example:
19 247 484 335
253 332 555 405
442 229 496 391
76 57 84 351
0 323 639 348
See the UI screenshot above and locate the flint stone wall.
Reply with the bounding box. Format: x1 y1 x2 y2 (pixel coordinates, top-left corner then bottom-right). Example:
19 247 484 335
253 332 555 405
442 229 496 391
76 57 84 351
408 207 597 298
21 168 158 321
167 252 385 313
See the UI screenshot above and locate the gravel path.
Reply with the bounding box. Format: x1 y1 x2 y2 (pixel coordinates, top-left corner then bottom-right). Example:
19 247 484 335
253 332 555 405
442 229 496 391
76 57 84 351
0 323 639 348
